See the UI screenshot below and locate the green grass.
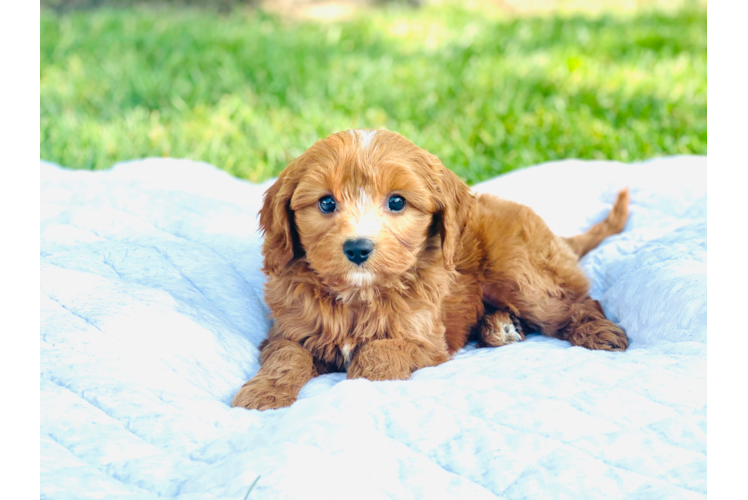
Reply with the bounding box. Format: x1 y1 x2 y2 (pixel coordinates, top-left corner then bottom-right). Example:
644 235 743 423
40 3 706 184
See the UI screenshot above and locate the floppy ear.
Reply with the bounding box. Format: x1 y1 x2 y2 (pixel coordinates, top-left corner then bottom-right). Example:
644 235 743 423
258 160 303 276
422 152 475 271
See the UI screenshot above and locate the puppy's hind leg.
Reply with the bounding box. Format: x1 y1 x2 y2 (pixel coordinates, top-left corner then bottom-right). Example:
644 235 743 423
561 297 628 351
477 309 526 348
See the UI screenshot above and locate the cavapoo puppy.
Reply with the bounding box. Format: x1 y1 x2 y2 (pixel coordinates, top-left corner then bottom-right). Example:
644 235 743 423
233 129 629 410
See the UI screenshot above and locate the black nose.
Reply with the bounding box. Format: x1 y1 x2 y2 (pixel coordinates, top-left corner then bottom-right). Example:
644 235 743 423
343 238 374 265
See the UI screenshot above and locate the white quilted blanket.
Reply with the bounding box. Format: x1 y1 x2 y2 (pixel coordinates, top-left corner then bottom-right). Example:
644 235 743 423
40 156 706 499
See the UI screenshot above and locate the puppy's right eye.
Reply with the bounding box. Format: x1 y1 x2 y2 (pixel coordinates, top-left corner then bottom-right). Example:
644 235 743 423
318 195 337 214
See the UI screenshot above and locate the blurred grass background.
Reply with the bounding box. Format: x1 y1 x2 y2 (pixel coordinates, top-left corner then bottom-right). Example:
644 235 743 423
40 0 706 184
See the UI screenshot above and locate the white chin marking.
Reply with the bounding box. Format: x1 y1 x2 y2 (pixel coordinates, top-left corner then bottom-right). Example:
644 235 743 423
348 271 373 287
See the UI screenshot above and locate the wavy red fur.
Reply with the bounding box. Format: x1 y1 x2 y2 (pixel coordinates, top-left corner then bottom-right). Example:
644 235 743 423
233 130 629 410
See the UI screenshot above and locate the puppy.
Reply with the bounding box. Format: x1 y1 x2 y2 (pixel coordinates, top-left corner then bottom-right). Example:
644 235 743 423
233 130 629 410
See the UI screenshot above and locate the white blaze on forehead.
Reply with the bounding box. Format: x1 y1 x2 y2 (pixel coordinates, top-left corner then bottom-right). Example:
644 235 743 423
352 210 381 238
343 131 381 237
356 187 371 214
349 187 381 237
355 129 377 149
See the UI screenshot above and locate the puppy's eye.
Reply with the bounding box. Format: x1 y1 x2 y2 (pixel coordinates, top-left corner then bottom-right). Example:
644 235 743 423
318 195 337 214
387 195 406 212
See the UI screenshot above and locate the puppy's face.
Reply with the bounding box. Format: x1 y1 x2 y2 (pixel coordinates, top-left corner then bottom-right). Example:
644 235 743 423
291 131 438 287
260 130 473 290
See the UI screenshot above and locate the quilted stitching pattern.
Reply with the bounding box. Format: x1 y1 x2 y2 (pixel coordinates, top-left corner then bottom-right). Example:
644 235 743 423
40 157 706 499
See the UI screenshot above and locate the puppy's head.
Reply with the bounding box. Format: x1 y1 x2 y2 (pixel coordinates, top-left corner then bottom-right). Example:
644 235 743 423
259 130 474 289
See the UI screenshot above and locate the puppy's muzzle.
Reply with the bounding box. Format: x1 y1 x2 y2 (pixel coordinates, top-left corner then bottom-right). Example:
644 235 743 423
343 238 374 265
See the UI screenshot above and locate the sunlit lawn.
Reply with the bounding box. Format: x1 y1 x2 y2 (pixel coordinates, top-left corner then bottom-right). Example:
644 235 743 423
40 2 706 184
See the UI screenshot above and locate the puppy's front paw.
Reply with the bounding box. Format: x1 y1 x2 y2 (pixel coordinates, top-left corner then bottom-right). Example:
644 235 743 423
231 377 297 411
347 358 411 381
347 340 413 381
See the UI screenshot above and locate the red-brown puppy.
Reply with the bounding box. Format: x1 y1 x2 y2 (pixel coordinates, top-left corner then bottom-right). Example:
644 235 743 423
233 130 629 410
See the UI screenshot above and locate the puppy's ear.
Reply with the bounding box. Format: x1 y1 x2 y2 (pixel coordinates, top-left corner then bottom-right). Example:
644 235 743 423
421 152 475 271
259 159 303 275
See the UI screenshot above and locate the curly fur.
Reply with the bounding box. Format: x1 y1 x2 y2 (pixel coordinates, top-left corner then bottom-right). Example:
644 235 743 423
232 130 629 411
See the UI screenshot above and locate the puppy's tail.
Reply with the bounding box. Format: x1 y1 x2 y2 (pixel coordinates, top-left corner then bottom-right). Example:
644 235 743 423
563 188 630 259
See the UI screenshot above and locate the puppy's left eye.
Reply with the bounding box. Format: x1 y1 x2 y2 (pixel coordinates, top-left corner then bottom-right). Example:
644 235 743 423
387 195 406 212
